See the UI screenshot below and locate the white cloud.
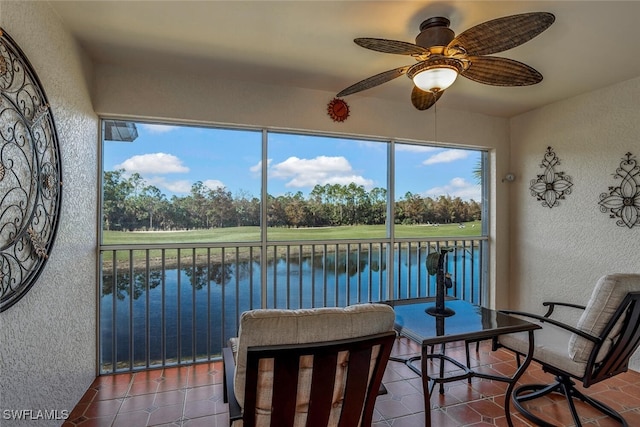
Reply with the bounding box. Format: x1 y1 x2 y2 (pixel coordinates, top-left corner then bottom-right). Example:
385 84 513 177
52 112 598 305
140 124 177 134
203 179 225 191
424 177 481 201
144 176 225 194
396 144 439 153
271 156 374 189
271 156 350 177
116 153 189 174
145 176 193 194
356 140 387 153
250 159 271 173
422 149 468 165
163 180 193 194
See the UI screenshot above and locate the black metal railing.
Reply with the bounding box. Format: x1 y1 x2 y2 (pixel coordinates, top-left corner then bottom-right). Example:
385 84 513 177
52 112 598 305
98 237 488 373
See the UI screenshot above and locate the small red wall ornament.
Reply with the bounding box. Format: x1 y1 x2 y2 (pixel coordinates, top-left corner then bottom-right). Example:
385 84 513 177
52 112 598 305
327 97 350 122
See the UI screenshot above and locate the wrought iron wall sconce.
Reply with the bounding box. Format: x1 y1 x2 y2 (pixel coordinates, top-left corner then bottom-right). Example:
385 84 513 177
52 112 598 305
529 146 573 208
598 152 640 229
0 28 63 312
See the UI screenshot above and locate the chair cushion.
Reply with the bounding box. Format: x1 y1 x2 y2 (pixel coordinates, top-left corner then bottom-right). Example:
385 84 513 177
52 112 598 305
232 303 396 410
568 274 640 363
499 323 587 378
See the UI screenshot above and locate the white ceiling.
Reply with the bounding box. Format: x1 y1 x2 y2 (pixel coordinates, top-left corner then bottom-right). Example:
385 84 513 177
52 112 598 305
48 0 640 117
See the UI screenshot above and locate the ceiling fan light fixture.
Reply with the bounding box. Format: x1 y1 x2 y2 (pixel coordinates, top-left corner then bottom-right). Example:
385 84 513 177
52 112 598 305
407 57 464 93
413 66 458 92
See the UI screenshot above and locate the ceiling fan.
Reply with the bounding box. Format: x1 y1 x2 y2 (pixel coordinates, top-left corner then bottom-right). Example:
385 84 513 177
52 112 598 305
337 12 555 110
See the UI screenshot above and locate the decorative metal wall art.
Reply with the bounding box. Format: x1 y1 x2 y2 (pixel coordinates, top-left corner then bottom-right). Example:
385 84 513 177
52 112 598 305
0 28 63 312
529 146 573 208
598 152 640 229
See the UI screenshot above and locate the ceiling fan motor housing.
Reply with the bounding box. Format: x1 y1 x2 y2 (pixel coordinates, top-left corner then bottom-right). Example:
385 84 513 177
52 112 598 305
415 17 455 48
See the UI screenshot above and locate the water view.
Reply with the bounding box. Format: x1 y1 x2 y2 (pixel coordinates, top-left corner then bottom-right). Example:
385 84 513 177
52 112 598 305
100 245 482 372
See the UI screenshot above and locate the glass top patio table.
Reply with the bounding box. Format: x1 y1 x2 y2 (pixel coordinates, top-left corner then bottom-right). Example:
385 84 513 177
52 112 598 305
384 297 540 427
386 297 539 346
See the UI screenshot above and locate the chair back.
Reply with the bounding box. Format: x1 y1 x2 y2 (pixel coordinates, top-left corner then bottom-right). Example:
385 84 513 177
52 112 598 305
585 291 640 386
568 274 640 363
566 273 640 386
243 331 395 427
232 303 396 426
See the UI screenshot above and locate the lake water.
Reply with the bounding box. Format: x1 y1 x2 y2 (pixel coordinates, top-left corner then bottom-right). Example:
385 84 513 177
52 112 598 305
100 247 481 371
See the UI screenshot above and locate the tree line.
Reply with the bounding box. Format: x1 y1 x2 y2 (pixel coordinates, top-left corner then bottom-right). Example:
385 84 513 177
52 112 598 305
103 169 481 231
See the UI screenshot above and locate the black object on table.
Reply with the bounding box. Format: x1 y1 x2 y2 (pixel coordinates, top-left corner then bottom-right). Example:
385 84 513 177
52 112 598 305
425 247 455 318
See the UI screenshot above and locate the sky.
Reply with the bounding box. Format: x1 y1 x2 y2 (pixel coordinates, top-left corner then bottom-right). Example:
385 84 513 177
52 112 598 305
103 122 483 201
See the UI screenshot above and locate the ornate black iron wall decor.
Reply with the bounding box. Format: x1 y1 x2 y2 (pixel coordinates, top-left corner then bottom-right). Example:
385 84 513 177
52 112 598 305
529 146 573 208
0 28 62 312
598 152 640 229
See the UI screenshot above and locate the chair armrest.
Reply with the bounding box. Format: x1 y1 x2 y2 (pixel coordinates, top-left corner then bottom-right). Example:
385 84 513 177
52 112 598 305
542 301 587 318
499 309 601 343
223 347 242 422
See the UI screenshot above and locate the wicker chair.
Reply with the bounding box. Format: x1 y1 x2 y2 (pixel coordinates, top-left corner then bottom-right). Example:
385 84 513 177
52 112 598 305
496 273 640 426
223 304 396 427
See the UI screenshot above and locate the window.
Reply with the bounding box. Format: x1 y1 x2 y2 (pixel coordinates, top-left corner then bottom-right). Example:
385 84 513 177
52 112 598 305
101 123 261 242
394 142 482 236
99 119 488 371
266 132 387 239
101 121 485 242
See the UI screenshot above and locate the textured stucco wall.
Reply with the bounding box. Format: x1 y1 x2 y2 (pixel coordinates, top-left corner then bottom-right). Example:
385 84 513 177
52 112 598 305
0 1 98 424
510 76 640 369
93 63 513 308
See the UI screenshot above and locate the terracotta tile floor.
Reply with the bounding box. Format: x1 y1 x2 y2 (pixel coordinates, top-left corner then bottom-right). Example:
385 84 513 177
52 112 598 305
64 338 640 426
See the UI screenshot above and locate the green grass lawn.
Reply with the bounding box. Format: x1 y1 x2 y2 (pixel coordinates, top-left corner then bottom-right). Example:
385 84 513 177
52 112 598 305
102 221 482 245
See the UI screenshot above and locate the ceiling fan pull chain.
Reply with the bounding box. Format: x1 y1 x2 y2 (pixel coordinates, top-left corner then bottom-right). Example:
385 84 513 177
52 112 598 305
434 98 438 143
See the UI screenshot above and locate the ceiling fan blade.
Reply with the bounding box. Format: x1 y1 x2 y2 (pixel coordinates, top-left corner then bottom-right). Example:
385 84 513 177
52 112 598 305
355 38 429 56
337 65 411 97
411 86 444 110
447 12 555 56
461 56 543 86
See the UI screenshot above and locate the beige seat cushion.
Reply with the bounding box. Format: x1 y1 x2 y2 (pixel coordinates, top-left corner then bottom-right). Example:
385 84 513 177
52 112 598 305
568 274 640 363
499 324 587 378
231 303 396 426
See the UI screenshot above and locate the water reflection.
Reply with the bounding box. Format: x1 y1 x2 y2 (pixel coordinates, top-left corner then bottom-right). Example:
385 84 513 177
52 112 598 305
184 264 233 289
102 248 396 299
102 270 163 300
